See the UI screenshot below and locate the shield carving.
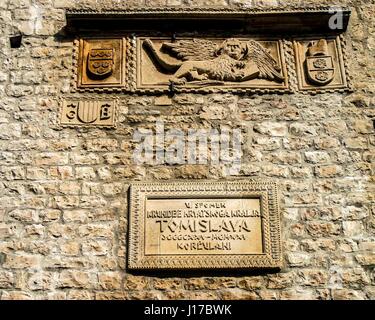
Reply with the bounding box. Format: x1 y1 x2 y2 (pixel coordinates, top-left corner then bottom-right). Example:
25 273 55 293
87 48 114 79
77 101 99 124
305 56 335 86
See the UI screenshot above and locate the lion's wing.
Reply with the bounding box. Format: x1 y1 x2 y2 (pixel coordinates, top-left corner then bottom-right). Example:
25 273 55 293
161 39 217 61
245 40 284 82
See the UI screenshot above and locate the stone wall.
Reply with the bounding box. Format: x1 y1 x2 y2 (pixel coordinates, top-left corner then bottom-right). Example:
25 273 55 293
0 0 374 300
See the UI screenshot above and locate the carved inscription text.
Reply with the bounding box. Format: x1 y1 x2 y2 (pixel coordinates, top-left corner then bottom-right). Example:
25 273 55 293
145 198 263 255
128 181 282 270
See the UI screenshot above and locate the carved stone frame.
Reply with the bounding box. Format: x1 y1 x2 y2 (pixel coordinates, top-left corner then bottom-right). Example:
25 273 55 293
128 180 282 270
59 95 118 128
293 34 352 93
133 36 293 94
68 7 351 95
72 37 130 93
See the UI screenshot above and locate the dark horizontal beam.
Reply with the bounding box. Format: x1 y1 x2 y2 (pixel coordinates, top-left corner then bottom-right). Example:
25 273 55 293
65 7 351 35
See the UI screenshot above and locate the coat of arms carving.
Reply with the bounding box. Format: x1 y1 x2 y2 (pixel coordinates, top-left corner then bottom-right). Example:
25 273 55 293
60 99 116 127
305 39 335 86
294 36 349 92
76 38 125 89
87 48 114 79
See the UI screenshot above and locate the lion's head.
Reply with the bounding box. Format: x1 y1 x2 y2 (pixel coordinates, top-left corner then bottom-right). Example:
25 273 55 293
216 38 246 60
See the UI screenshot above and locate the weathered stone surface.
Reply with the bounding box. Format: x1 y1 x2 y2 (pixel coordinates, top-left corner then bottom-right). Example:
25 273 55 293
267 273 295 289
344 137 369 149
332 289 366 300
123 275 148 291
152 278 182 291
46 291 67 300
306 221 341 237
98 272 122 290
82 240 110 256
238 277 264 290
253 122 288 137
343 221 364 237
67 290 95 300
220 289 258 300
75 167 96 180
95 291 129 300
297 269 328 287
1 290 33 300
43 256 93 270
289 123 318 136
0 0 373 301
28 272 54 291
8 209 38 223
355 254 375 266
63 210 88 223
315 165 344 178
286 252 311 267
60 241 81 256
0 271 14 289
78 224 113 238
279 288 316 300
3 254 39 269
58 271 93 289
305 151 331 164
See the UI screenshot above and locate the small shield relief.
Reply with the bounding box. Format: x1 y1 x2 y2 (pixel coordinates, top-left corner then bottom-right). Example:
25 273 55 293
77 101 100 124
87 48 114 79
305 56 335 86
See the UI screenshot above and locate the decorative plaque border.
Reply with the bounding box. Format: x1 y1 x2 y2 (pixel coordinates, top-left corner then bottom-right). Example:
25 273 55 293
128 180 282 270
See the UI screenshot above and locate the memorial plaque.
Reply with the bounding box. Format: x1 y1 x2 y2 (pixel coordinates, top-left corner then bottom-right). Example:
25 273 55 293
128 181 282 270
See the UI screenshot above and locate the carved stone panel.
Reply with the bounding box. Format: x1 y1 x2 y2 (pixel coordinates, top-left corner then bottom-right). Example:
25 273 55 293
69 8 351 94
76 38 125 89
60 99 117 127
128 181 282 270
136 37 290 93
294 36 350 92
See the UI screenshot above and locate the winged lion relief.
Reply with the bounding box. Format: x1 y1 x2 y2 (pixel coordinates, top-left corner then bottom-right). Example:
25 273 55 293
138 37 288 91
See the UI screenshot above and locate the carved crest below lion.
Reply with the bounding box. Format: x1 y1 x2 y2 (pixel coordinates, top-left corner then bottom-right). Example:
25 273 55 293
138 37 289 91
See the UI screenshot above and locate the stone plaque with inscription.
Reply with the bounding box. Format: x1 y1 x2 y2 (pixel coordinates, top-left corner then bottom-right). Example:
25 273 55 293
128 181 282 270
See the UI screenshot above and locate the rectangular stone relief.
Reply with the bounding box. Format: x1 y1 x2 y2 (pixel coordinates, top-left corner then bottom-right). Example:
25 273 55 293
60 99 117 127
75 38 126 89
68 9 351 94
136 37 291 93
294 36 351 92
128 181 282 270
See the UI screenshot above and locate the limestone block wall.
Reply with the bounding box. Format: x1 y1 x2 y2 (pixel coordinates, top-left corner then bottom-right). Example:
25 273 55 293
0 0 374 300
